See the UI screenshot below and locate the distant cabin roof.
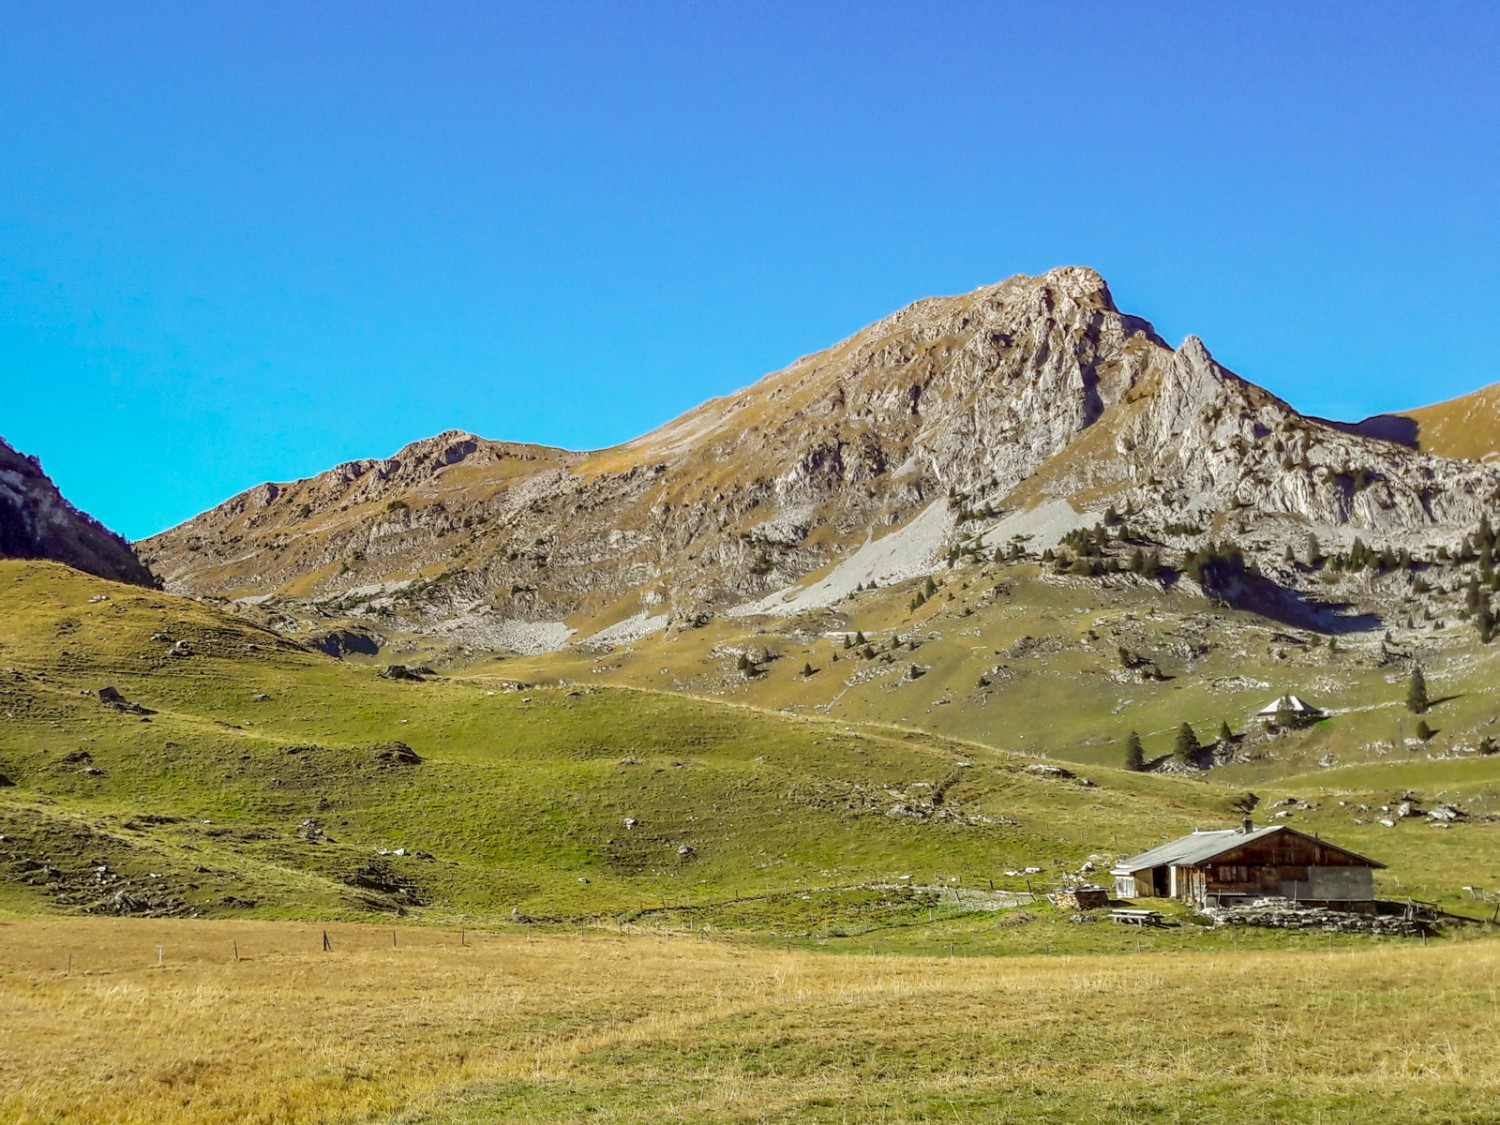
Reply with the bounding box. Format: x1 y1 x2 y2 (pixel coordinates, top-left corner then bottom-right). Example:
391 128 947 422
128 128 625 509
1256 694 1320 716
1111 824 1384 874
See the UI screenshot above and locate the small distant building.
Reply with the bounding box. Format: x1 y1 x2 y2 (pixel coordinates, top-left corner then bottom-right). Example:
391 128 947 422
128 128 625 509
1256 694 1323 727
1111 822 1384 912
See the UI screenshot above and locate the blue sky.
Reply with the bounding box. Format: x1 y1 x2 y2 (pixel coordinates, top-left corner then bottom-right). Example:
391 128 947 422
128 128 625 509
2 2 1497 539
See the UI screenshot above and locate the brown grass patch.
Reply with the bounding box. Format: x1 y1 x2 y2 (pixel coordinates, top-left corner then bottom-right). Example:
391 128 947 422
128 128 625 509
2 917 1499 1123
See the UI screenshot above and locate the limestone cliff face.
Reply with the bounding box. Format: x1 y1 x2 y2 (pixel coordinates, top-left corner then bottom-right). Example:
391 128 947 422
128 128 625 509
1114 336 1495 533
0 438 155 587
138 267 1500 648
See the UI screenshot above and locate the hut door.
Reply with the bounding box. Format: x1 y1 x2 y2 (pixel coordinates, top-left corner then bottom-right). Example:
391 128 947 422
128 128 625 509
1151 867 1169 896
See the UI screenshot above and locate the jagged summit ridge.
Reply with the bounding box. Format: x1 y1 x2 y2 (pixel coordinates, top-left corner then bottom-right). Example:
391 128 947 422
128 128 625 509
139 268 1500 650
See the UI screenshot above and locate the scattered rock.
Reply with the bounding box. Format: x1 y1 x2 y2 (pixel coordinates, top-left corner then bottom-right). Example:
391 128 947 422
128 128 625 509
1024 763 1075 780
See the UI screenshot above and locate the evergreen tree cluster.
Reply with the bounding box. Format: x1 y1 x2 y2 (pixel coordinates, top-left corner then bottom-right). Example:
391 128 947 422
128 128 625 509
1325 537 1410 575
1046 521 1163 580
1182 541 1246 588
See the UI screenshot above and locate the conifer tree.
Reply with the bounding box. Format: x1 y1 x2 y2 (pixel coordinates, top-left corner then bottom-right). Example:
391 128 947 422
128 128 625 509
1124 731 1145 772
1407 666 1428 714
1174 722 1201 763
1218 720 1234 745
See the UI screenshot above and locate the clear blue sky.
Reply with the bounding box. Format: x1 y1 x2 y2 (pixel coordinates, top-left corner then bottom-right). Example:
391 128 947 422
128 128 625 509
2 2 1497 539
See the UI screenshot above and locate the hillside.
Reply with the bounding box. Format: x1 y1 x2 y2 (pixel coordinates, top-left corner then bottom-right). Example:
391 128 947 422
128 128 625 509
139 267 1500 658
0 559 1230 923
0 436 155 586
1351 382 1500 463
2 559 1497 926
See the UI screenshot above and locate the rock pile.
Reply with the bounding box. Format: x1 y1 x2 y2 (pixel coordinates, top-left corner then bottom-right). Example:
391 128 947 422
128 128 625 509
1208 897 1428 936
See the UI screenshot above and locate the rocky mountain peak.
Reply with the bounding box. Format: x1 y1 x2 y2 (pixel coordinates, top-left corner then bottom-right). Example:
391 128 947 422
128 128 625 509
139 268 1500 651
0 437 155 587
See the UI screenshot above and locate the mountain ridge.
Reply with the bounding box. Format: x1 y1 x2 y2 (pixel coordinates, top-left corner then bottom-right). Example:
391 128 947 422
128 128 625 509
138 266 1500 651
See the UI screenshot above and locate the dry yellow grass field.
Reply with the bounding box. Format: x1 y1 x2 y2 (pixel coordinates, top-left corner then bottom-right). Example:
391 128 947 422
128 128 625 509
3 917 1498 1124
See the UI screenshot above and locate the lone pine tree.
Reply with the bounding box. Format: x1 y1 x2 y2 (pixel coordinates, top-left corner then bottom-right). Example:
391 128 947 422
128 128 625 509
1174 722 1201 764
1407 667 1429 714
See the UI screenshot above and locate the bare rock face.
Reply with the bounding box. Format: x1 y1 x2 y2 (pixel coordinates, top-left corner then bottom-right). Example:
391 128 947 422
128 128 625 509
0 438 156 587
1116 335 1496 534
138 267 1500 648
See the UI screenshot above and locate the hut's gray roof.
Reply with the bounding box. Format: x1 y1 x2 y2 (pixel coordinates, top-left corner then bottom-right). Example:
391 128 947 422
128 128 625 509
1113 826 1283 873
1112 824 1385 874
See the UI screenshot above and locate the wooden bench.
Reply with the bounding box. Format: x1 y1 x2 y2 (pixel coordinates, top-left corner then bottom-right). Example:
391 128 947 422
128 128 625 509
1109 908 1164 927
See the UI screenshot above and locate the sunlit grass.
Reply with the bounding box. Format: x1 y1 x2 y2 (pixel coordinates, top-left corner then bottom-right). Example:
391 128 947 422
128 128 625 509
1 917 1497 1124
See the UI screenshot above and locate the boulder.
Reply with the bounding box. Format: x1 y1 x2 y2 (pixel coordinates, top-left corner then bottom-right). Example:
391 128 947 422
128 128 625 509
379 665 425 682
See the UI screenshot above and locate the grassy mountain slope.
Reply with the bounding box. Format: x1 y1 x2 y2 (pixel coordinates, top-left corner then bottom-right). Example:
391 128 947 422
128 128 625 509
1392 382 1500 462
0 559 1256 925
5 558 1497 922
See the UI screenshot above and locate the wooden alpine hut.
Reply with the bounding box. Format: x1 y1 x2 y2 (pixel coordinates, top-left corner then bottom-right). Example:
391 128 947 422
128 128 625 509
1111 820 1384 912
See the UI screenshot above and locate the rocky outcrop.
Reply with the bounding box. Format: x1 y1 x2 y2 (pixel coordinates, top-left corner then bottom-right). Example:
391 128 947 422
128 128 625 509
138 267 1500 649
0 437 156 587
